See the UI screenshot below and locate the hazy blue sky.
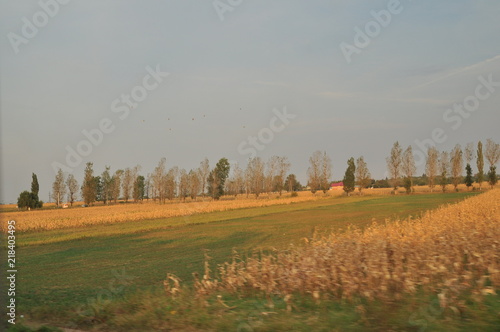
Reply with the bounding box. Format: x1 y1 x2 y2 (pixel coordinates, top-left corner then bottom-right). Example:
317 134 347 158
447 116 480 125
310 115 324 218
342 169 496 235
1 0 499 203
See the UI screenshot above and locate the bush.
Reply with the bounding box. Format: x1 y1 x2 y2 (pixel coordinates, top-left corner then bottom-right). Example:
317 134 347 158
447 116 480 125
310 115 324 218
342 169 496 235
17 191 42 210
291 191 298 197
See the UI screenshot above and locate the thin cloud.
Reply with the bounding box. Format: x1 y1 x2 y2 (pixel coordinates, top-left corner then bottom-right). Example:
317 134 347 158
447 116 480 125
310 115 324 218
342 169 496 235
411 54 500 90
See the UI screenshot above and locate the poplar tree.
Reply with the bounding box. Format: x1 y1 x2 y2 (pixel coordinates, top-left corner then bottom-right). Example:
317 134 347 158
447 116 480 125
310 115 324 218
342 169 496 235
81 162 96 206
477 141 484 190
343 157 356 196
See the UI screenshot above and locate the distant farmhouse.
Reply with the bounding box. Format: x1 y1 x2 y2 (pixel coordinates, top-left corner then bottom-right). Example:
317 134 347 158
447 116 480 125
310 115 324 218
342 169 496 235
330 182 343 190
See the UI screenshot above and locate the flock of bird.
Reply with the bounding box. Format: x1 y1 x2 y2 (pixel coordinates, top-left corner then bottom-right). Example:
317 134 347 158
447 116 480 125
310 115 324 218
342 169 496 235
140 110 247 131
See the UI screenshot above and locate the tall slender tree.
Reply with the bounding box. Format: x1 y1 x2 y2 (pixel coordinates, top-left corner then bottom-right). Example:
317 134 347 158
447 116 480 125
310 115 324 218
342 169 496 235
31 173 39 197
343 157 356 196
386 141 403 191
198 158 210 198
52 169 66 207
402 146 416 194
425 146 439 192
93 176 103 202
439 151 449 193
66 173 78 206
111 169 123 204
464 164 473 190
178 169 190 201
355 156 371 195
81 162 96 205
485 139 500 188
122 168 133 202
477 141 484 190
188 169 201 200
31 173 42 208
265 156 279 195
464 143 474 191
450 144 463 192
152 158 166 202
101 166 113 205
276 156 291 196
307 151 322 194
320 152 332 193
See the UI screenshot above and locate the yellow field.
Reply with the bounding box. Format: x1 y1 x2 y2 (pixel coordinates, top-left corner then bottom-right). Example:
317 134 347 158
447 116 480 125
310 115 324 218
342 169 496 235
187 188 500 305
2 184 494 233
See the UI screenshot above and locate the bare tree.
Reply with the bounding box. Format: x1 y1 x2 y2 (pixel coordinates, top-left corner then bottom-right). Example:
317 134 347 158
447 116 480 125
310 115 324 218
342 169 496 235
101 166 112 205
228 163 245 197
485 138 500 168
386 141 403 191
66 173 78 206
246 157 265 197
485 139 500 188
188 169 201 200
355 156 371 195
244 165 252 198
450 144 463 192
402 146 416 193
425 146 439 192
178 169 189 201
439 151 449 192
152 158 167 203
320 152 332 193
52 168 66 207
464 142 474 165
275 156 291 196
198 158 210 198
308 151 331 194
122 168 135 202
265 156 279 196
166 167 179 201
307 151 322 193
111 169 123 204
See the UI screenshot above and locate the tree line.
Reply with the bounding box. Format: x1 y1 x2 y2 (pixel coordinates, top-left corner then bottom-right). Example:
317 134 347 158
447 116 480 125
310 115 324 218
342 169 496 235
17 139 500 209
44 155 300 207
385 139 500 194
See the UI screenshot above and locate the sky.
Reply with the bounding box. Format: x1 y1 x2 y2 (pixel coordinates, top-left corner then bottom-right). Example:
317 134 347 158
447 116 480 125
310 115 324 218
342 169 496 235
1 0 499 204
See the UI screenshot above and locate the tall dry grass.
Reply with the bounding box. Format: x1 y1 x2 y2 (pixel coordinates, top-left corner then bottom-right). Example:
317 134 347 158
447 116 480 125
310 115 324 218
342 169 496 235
174 189 499 307
0 191 332 232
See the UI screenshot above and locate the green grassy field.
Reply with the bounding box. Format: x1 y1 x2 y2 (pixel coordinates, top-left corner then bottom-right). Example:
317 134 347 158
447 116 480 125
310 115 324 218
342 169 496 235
6 191 499 331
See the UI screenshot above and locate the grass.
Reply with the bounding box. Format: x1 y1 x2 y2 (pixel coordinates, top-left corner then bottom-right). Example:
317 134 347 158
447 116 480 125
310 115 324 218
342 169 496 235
10 193 475 315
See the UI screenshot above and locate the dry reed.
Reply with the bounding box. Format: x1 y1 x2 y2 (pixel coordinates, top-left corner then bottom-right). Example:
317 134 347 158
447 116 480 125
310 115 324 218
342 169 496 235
180 189 500 307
